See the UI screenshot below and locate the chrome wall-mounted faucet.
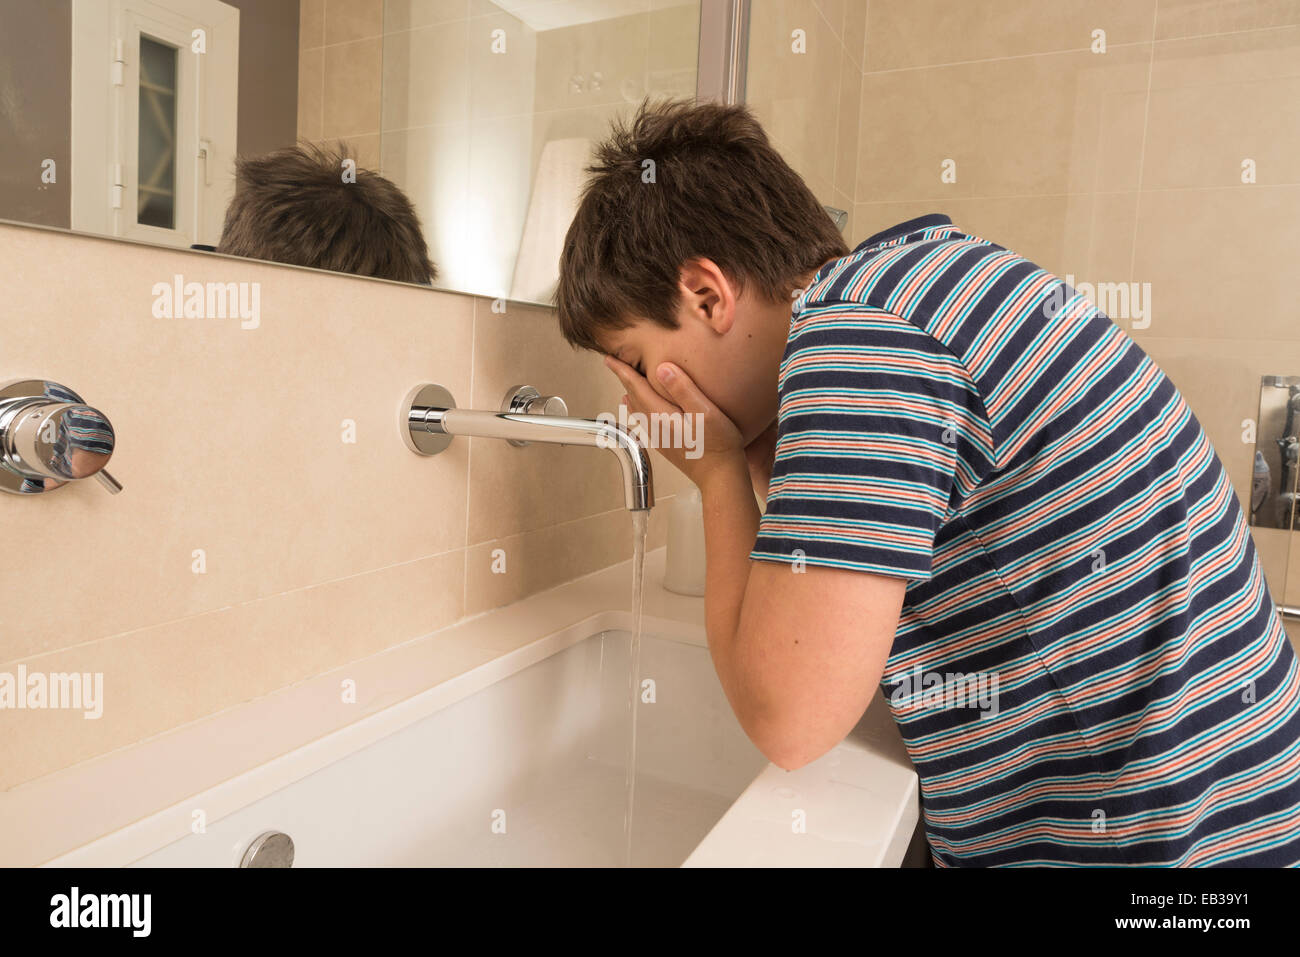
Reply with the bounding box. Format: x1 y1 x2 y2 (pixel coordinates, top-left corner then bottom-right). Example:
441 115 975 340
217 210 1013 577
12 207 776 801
0 379 122 496
401 383 653 511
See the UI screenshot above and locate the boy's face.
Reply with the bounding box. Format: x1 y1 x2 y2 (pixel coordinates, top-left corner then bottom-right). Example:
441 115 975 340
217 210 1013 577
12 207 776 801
596 259 812 446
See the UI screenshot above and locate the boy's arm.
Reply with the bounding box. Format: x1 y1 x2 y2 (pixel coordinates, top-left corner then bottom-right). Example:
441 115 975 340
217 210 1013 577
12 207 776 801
697 451 906 770
604 354 908 772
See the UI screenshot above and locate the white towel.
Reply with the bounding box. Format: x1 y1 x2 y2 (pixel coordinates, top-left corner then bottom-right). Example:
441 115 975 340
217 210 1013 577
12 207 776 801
509 137 593 303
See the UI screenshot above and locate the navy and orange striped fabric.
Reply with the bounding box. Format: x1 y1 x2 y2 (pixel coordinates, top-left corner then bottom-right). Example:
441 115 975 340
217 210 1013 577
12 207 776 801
750 213 1300 866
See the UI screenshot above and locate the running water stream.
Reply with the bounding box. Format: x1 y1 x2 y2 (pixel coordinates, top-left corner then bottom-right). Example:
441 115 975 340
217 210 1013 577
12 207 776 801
623 510 650 866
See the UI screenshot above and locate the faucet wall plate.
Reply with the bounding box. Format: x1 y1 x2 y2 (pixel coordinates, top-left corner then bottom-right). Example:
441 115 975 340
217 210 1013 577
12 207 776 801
0 379 122 496
401 383 457 455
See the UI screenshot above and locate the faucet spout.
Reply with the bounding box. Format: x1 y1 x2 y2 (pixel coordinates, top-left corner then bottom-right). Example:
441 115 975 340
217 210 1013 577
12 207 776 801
402 384 654 511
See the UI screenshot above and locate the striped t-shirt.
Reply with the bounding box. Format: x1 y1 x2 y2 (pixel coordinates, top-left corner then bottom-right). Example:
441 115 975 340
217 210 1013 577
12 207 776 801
750 213 1300 866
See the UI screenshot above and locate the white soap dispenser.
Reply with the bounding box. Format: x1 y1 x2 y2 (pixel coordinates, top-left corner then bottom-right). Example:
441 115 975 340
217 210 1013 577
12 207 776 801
662 487 707 596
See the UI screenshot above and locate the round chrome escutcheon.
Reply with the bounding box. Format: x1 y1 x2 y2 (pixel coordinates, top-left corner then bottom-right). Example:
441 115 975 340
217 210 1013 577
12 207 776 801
0 379 116 495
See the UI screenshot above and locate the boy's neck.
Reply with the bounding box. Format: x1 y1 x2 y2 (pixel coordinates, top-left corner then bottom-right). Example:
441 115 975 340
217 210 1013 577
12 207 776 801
801 255 844 290
777 256 849 339
794 259 836 295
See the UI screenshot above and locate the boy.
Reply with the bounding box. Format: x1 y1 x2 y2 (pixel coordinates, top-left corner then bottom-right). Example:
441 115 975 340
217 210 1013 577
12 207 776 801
214 143 437 285
556 99 1300 866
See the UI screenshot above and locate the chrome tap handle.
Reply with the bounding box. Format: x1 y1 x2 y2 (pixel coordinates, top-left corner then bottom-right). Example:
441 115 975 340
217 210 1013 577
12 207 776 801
502 385 567 417
532 395 568 416
0 380 121 496
501 386 567 446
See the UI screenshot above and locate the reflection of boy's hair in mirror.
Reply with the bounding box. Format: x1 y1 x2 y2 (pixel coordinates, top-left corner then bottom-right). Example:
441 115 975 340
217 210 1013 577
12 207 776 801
215 143 437 285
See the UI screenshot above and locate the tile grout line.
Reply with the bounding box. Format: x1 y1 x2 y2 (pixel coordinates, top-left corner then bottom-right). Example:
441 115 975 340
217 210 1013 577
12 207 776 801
463 296 478 617
0 542 471 668
318 2 326 138
853 19 1300 79
852 0 870 206
1127 4 1161 283
860 0 871 76
827 6 844 208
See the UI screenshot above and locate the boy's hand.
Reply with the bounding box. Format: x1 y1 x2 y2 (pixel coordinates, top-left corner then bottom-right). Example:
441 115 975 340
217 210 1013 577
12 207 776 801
603 355 745 491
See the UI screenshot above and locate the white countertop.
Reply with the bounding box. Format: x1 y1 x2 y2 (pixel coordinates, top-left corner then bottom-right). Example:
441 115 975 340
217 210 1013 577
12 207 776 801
4 546 918 867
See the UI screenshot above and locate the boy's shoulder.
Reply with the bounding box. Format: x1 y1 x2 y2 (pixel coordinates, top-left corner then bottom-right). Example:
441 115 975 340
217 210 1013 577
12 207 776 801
787 213 968 338
793 213 972 317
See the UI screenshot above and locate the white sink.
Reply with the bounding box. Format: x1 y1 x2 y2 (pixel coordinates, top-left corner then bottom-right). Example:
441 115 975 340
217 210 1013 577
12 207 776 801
16 548 918 867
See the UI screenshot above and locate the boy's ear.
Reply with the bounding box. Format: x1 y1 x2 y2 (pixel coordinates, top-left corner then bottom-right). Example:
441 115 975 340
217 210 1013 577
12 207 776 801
677 257 736 335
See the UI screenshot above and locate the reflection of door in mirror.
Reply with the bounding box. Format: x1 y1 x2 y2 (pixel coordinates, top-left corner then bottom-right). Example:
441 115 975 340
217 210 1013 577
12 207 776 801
70 0 238 247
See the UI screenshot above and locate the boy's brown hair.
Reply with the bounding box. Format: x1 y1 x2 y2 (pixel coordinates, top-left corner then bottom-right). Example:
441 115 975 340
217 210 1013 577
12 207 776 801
216 142 437 284
556 98 849 352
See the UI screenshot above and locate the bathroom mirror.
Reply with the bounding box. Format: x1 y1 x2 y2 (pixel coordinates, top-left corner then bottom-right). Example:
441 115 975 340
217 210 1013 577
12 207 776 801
1250 376 1300 532
0 0 704 304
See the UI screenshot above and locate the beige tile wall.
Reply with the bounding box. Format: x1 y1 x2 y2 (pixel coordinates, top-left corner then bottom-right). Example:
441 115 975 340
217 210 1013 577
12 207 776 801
750 0 1300 615
0 224 681 790
745 0 865 241
298 0 384 169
